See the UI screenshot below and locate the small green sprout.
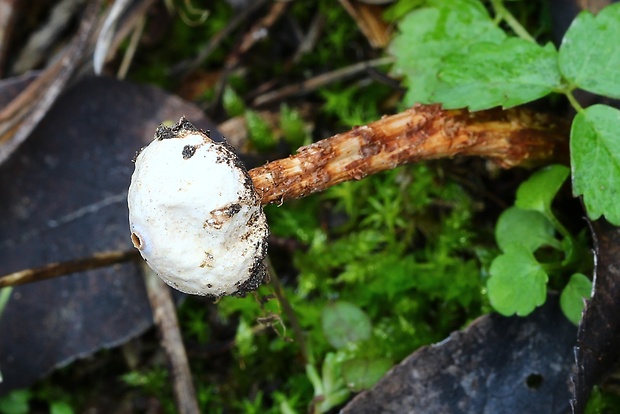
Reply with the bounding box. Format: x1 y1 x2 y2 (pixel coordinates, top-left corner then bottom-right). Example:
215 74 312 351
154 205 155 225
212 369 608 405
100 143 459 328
487 165 592 321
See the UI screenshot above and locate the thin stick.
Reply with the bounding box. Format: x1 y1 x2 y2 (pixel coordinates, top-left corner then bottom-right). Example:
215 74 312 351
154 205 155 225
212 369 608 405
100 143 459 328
208 2 289 113
338 0 391 48
94 0 133 74
0 0 20 77
292 12 325 63
142 264 200 414
251 56 394 107
232 1 289 65
248 104 569 205
117 15 146 79
0 0 99 164
0 250 139 288
172 0 269 77
267 259 309 365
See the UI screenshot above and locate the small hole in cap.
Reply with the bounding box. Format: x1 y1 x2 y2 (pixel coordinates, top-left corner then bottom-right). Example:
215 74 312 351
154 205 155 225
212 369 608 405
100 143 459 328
131 232 143 250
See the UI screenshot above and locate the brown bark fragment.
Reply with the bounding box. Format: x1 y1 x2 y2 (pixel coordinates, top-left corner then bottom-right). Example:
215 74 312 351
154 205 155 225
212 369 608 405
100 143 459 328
249 104 569 205
142 265 200 414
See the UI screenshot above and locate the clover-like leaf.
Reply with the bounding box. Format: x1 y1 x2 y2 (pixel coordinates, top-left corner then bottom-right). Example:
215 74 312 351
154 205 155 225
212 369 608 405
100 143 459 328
559 3 620 99
560 273 592 325
571 104 620 225
389 0 504 106
495 207 559 253
515 164 570 217
432 39 561 110
487 244 548 316
321 301 372 349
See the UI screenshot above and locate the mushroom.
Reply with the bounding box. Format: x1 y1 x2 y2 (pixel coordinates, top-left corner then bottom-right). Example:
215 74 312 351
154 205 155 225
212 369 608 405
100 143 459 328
128 106 567 297
128 118 269 298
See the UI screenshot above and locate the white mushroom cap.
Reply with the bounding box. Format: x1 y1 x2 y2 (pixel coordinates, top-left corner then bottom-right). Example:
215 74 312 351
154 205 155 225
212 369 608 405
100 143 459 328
128 118 269 297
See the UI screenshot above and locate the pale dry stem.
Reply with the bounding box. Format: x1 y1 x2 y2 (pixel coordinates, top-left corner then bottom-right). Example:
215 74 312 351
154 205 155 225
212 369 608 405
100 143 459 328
249 104 569 205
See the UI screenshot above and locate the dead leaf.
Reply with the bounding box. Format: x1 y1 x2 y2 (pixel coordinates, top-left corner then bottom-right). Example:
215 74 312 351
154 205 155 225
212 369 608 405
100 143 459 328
571 219 620 413
0 75 219 394
342 296 576 414
0 1 98 165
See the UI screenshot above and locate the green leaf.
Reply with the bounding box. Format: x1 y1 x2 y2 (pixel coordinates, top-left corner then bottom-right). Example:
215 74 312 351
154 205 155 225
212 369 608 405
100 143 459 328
389 0 505 106
560 273 592 325
222 86 246 117
0 389 31 414
559 4 620 99
50 402 74 414
310 353 351 413
515 164 570 217
321 301 372 349
571 105 620 224
280 104 308 149
235 319 256 358
383 0 425 22
305 363 324 395
487 244 549 316
495 207 558 252
341 358 393 392
432 39 561 110
0 287 12 322
245 110 276 152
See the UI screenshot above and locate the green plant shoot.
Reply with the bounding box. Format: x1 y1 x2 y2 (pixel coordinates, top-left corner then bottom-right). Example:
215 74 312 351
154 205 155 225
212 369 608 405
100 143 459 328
487 165 591 320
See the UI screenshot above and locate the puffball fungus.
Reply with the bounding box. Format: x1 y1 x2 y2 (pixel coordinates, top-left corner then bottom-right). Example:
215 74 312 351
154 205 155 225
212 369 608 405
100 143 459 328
128 117 269 297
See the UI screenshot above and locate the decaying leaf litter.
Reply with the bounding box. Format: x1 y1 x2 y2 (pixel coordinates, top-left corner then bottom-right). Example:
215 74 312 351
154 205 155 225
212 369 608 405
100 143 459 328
1 2 620 412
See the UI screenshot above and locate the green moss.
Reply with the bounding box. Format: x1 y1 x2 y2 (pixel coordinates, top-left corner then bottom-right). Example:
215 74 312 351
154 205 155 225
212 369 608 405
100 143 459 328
216 162 488 410
128 2 234 87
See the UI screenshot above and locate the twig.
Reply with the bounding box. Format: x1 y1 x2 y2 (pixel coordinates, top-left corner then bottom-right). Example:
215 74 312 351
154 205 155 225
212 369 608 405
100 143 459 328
0 250 139 288
94 0 134 74
0 0 99 164
208 1 289 113
250 56 394 107
248 104 569 205
292 11 325 63
267 259 309 364
10 0 86 74
117 15 146 79
0 0 20 77
338 0 391 48
142 263 200 414
230 0 289 67
172 0 269 77
91 0 158 75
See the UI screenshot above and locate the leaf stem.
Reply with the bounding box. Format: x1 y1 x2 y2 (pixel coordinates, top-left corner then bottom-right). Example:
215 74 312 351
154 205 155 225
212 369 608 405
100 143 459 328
541 261 563 274
491 0 536 43
564 90 585 113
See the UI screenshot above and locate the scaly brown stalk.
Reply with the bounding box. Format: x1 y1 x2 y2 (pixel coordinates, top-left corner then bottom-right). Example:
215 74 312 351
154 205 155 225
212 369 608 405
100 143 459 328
249 104 569 205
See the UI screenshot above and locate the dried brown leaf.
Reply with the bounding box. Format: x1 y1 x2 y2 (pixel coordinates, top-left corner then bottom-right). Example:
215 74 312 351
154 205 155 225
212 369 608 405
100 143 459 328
0 76 218 394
